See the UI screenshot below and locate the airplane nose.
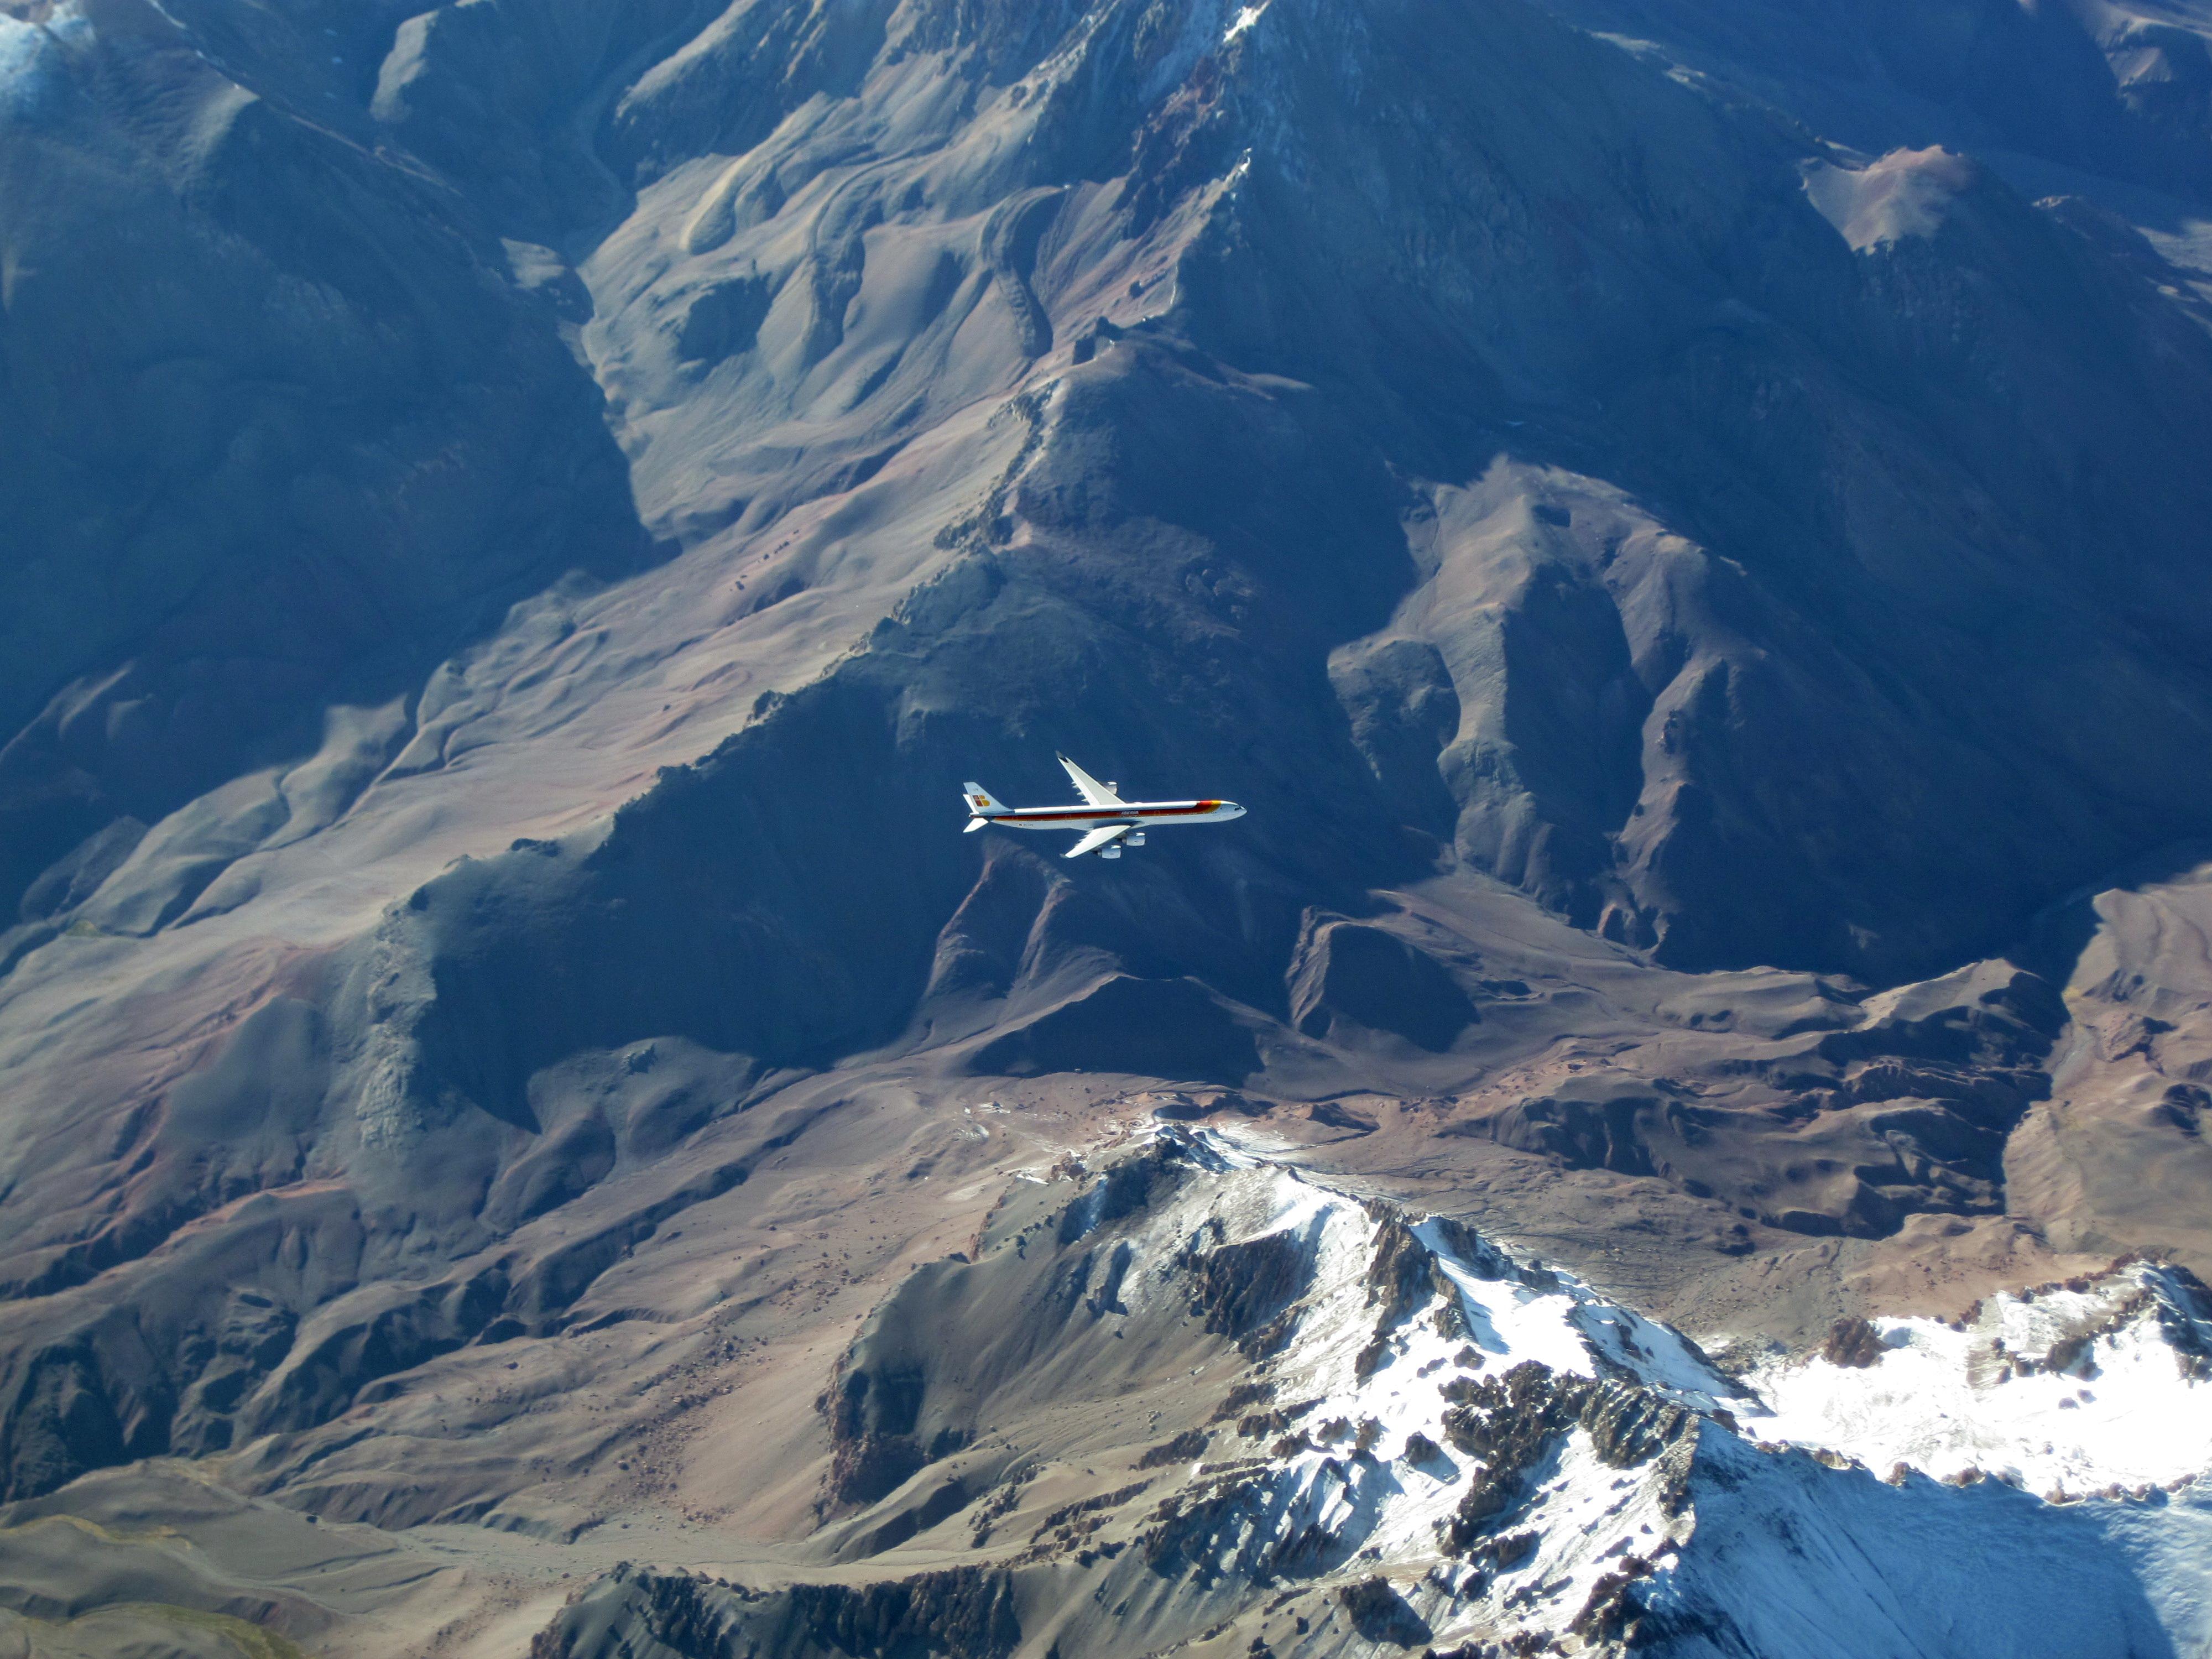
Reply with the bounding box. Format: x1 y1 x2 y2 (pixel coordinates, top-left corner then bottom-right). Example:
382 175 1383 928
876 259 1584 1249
1224 802 1245 818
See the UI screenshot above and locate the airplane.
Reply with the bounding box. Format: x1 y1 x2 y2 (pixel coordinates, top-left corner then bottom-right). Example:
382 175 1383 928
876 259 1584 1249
961 755 1246 859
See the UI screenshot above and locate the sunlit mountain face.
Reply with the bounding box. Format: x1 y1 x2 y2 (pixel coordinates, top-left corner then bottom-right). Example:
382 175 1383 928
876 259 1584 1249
3 1 2212 1654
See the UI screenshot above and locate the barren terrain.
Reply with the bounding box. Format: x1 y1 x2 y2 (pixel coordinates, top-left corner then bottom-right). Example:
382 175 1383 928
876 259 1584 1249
4 0 2212 1653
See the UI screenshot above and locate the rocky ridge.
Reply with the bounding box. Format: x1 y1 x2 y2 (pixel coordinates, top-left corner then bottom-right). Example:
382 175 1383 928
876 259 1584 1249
530 1131 2212 1658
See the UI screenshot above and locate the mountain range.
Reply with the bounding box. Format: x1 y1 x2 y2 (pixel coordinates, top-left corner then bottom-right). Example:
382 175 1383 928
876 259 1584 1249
4 0 2212 1653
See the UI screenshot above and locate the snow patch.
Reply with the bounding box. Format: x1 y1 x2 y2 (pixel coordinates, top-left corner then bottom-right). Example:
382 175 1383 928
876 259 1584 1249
1651 1434 2212 1659
0 10 77 124
1748 1266 2212 1494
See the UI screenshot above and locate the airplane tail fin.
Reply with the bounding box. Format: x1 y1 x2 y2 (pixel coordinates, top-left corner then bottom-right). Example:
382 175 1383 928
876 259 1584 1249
962 782 1006 828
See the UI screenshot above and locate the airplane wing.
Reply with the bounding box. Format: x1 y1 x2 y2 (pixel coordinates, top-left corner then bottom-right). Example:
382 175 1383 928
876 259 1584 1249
1064 825 1131 859
1058 754 1126 807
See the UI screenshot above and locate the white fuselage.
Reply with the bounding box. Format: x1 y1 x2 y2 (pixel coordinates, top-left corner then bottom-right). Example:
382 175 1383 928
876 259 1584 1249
983 799 1245 833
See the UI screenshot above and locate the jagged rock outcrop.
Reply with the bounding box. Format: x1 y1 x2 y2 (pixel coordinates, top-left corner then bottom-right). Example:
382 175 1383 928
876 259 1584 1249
534 1564 1021 1659
1439 1363 1695 1552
